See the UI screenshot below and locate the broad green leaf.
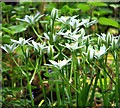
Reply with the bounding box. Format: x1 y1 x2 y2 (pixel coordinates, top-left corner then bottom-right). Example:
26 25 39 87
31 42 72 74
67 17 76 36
14 6 24 11
93 10 108 16
46 3 57 11
98 17 119 28
77 4 90 12
2 4 13 12
88 2 107 7
68 8 79 14
110 4 120 9
2 35 11 44
61 5 70 14
2 25 28 35
98 7 113 14
2 27 14 35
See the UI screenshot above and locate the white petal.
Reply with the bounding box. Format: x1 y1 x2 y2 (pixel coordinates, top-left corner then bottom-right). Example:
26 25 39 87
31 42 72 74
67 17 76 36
49 60 58 66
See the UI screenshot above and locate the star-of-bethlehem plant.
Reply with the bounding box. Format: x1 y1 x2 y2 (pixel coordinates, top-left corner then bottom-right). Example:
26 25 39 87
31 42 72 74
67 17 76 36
1 8 120 107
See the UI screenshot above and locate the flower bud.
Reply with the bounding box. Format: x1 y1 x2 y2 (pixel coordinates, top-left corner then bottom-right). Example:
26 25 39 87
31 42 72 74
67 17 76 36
87 47 94 62
47 45 54 59
111 38 119 51
25 48 29 60
113 51 118 60
51 8 58 21
86 37 90 47
80 28 85 39
112 39 116 51
107 32 112 46
98 37 101 49
77 57 80 67
87 50 91 62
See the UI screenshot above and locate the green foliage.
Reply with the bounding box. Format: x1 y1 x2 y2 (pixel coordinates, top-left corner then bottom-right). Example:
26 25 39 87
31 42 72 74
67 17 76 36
98 17 119 28
110 4 120 9
77 3 90 12
88 2 107 7
1 2 120 107
2 24 28 35
2 35 11 44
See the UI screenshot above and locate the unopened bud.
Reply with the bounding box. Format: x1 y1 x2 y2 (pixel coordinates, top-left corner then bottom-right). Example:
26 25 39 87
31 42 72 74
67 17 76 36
51 8 58 21
25 48 29 60
107 32 112 46
98 37 101 48
86 37 90 47
77 57 80 67
47 45 54 59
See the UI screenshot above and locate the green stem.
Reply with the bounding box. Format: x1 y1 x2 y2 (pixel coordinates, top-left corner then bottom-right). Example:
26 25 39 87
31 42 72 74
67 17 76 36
100 60 108 106
21 46 35 69
20 72 23 88
54 71 61 106
10 54 27 77
30 58 39 84
90 69 100 106
32 26 43 43
113 51 119 107
67 84 73 106
83 55 86 88
50 82 53 106
59 71 80 93
54 43 60 52
72 52 77 106
61 69 65 105
25 60 34 106
77 60 82 106
62 53 69 59
66 63 73 106
37 56 48 105
99 73 105 106
86 62 95 106
50 19 54 44
70 57 73 83
92 61 116 85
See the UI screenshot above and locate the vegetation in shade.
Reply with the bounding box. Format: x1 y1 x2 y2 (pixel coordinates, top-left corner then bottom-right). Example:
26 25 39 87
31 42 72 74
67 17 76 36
1 2 120 107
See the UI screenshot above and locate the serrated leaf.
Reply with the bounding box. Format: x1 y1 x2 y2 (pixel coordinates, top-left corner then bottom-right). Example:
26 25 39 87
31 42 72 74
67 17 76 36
98 17 119 28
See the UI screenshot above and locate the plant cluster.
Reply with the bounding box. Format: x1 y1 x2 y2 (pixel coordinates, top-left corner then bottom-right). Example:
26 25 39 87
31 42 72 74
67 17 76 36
1 2 120 107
